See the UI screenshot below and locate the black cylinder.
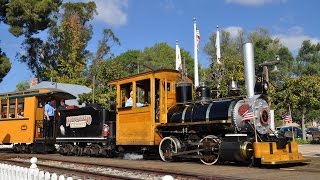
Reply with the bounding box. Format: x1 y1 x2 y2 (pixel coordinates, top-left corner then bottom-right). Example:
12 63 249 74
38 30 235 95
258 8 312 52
107 121 116 139
219 136 253 162
196 85 211 101
176 82 192 103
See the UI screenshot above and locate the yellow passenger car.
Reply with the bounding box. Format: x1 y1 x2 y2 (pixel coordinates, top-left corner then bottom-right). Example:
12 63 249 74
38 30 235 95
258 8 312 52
0 88 75 153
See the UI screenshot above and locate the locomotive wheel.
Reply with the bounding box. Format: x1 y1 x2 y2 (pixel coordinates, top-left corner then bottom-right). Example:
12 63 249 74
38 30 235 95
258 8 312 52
63 144 73 156
13 144 22 153
71 145 82 156
159 136 181 162
197 135 220 165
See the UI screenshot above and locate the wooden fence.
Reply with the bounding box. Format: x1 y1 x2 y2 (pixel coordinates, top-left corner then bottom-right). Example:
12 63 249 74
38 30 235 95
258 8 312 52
0 157 73 180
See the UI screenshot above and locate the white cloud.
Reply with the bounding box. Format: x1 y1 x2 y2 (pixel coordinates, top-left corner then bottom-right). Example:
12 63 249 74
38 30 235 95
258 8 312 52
72 0 128 26
224 26 243 38
161 0 175 10
273 26 320 52
94 0 128 26
225 0 286 6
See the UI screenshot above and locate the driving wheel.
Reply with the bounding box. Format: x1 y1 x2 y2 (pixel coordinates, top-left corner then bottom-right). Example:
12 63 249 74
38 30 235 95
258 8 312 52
197 135 220 165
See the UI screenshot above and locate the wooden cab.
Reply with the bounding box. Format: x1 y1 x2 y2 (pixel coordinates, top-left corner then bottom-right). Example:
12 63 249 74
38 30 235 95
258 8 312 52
110 69 192 146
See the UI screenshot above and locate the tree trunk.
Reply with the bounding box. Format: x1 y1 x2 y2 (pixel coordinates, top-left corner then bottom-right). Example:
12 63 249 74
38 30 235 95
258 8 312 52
302 107 306 140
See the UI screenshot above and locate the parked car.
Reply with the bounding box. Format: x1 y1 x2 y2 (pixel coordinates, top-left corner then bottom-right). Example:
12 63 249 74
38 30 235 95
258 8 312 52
306 127 320 135
278 126 303 138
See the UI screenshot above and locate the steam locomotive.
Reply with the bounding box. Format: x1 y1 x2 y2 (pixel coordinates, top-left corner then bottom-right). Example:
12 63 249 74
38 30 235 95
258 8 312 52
55 42 304 165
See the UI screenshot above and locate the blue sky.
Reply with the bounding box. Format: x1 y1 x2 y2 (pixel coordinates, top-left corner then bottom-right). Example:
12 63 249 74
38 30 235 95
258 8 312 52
1 0 319 93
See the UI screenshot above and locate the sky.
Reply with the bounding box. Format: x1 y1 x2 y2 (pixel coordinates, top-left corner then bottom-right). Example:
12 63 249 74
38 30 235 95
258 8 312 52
1 0 319 93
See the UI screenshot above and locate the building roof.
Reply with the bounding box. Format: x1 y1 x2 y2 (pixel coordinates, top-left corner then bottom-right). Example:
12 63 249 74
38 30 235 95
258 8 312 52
30 81 91 106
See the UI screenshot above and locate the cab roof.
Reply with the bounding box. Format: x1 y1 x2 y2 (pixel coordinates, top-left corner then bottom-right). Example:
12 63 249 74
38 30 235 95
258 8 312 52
0 88 76 100
109 69 191 85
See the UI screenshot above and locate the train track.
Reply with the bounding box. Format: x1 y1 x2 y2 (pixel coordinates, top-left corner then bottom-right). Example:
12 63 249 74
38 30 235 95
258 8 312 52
0 155 241 180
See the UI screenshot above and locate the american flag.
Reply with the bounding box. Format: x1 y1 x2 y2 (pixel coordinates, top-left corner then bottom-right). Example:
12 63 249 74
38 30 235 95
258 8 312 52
242 106 255 121
196 26 200 51
282 112 292 122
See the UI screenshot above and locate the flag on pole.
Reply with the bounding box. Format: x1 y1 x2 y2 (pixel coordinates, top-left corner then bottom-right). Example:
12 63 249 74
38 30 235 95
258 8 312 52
215 26 221 64
175 40 182 70
196 27 200 51
241 106 255 121
282 112 292 122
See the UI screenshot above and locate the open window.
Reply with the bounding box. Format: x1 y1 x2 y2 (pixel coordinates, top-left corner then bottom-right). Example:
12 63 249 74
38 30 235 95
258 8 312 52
120 83 132 108
136 79 150 107
17 98 24 118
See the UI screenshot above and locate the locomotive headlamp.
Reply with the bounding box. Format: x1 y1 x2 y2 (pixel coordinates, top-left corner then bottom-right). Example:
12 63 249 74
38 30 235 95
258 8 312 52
264 82 268 91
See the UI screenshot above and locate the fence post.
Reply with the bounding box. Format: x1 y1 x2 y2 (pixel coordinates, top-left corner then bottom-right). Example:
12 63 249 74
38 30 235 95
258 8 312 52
51 173 58 180
58 175 65 180
39 171 45 180
33 168 40 180
44 172 50 180
23 167 28 180
0 163 3 180
28 157 39 180
4 164 9 180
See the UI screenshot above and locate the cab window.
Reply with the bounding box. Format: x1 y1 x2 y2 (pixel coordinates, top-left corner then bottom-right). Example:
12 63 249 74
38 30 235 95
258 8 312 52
17 98 24 118
9 98 15 118
136 79 150 107
120 83 132 108
1 98 7 118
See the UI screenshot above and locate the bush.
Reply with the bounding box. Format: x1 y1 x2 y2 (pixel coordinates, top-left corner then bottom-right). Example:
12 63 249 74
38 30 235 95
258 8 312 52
294 138 311 144
310 139 320 144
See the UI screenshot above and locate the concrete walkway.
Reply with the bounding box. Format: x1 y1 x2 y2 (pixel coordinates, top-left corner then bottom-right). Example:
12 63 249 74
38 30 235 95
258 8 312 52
299 144 320 157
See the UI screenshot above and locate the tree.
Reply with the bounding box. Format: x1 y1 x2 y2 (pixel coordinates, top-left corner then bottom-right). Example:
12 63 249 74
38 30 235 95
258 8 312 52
273 75 320 140
0 0 62 37
294 40 320 76
18 1 97 83
0 0 61 83
16 81 29 91
138 43 194 78
0 47 11 83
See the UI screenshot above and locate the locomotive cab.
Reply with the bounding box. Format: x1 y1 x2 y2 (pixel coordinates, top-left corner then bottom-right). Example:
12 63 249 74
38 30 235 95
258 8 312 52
110 69 190 147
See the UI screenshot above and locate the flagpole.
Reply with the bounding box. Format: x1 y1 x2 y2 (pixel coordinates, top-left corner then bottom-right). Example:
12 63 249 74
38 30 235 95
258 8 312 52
176 40 181 71
216 25 221 65
193 18 199 87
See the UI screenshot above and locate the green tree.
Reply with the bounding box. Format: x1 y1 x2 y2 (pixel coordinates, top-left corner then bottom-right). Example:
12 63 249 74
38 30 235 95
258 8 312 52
294 40 320 76
138 43 194 78
273 75 320 140
16 81 29 91
0 47 11 83
0 0 62 37
18 1 97 83
0 0 61 82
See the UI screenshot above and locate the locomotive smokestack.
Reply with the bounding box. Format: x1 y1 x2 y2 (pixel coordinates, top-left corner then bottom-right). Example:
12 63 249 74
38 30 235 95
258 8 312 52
243 43 255 98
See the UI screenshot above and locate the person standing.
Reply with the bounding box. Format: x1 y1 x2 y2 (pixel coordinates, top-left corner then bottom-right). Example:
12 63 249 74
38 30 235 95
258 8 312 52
57 99 68 116
44 98 56 137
